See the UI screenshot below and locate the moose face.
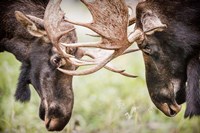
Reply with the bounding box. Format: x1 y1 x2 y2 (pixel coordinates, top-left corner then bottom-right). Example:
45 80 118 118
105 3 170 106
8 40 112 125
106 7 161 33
15 41 75 131
13 10 77 131
139 32 187 116
30 42 75 131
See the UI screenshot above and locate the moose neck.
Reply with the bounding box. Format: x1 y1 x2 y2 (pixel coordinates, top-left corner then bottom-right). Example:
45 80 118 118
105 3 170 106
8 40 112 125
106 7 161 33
0 37 38 62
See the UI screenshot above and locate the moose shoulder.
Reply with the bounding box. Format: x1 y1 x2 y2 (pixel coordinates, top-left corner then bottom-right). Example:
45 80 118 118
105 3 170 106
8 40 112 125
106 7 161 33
135 0 200 117
0 0 78 131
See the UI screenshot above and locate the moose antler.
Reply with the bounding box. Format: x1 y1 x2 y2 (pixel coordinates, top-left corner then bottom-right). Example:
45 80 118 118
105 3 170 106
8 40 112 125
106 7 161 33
26 0 142 77
59 0 143 76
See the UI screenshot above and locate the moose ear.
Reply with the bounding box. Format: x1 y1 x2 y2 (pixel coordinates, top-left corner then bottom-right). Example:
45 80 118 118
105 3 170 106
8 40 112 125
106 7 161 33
15 11 47 38
141 10 167 35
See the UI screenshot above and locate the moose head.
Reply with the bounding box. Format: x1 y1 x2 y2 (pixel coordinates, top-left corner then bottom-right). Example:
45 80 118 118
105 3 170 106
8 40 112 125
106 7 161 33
13 1 77 131
134 0 200 117
0 0 78 131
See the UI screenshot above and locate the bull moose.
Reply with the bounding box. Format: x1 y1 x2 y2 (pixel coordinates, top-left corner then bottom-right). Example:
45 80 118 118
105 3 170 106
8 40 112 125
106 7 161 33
0 0 78 131
0 0 138 131
135 0 200 118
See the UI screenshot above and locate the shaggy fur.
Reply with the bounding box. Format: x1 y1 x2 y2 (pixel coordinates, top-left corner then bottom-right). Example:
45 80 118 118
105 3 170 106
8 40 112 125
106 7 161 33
14 63 31 102
184 54 200 118
0 0 48 102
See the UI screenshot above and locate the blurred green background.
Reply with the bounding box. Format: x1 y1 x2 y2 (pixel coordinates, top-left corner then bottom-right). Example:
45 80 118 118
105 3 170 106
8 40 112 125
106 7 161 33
1 0 200 133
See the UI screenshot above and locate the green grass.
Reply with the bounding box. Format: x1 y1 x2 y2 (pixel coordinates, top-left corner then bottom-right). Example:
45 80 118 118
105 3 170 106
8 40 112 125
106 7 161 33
1 51 200 133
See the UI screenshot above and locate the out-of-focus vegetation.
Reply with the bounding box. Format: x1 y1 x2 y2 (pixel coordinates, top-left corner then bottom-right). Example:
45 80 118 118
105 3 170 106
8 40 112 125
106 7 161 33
1 0 200 133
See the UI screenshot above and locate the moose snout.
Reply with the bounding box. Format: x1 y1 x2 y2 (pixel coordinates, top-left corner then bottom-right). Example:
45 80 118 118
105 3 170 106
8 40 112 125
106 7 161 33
39 102 72 131
45 116 70 131
158 102 181 117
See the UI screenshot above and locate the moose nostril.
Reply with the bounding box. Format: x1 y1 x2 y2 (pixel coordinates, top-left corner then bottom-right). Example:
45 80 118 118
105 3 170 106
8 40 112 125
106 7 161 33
45 118 51 129
45 117 68 131
169 104 181 116
162 103 181 117
39 103 45 121
169 107 177 116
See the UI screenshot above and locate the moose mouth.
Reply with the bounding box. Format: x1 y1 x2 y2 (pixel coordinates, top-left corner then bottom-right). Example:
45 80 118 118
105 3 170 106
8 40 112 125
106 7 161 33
45 116 70 131
39 98 73 131
153 95 182 117
152 79 185 117
161 79 185 117
160 102 181 117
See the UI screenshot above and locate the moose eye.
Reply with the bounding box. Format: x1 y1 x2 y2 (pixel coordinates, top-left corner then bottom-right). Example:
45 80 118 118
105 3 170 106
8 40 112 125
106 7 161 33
142 44 152 54
50 55 64 67
53 57 61 64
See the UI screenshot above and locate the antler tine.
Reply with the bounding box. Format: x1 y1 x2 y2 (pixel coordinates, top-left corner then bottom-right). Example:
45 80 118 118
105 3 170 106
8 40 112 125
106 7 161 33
104 64 137 78
86 33 100 38
26 15 44 28
57 51 116 75
62 42 101 48
67 57 96 66
64 19 90 30
123 48 140 55
128 29 144 44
